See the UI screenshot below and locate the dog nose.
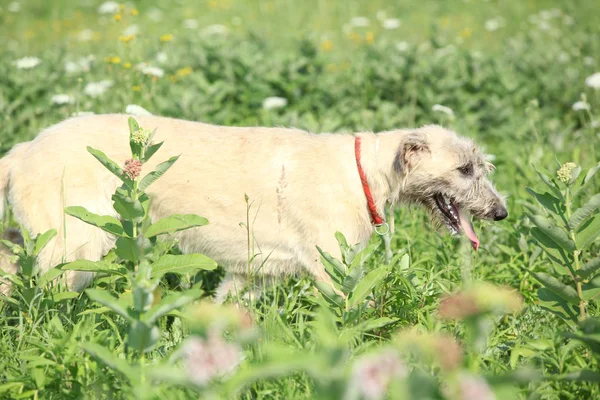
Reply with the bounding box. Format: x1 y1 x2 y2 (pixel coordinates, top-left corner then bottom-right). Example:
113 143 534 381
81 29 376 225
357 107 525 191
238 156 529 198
493 205 508 221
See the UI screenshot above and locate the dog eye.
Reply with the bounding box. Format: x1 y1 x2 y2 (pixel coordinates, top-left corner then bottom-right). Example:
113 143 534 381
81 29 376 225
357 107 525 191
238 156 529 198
458 163 473 175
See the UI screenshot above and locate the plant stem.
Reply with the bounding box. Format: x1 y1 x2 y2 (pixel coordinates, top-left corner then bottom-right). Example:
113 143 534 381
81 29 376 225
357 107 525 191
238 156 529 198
565 188 586 320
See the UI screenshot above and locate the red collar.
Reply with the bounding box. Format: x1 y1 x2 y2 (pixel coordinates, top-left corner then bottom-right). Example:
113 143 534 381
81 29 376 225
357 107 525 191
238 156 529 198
355 136 385 226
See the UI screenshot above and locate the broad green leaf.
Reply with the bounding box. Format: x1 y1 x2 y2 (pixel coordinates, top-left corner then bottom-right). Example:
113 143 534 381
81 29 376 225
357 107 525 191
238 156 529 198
143 140 163 163
52 291 80 302
576 257 600 280
533 166 563 199
128 321 160 353
341 266 365 295
350 242 380 269
139 155 180 191
144 288 203 324
112 189 145 223
65 206 125 237
526 187 562 214
576 214 600 250
128 116 140 134
128 117 143 159
33 229 57 256
570 194 600 230
85 289 132 321
314 281 344 310
537 288 578 325
574 162 600 198
86 147 125 182
582 275 600 301
37 265 66 288
151 254 217 278
0 383 24 395
61 260 128 276
347 267 388 309
339 317 397 342
530 228 571 269
316 246 345 283
530 215 575 252
552 370 600 382
115 237 140 264
82 342 137 383
145 214 209 238
531 272 579 304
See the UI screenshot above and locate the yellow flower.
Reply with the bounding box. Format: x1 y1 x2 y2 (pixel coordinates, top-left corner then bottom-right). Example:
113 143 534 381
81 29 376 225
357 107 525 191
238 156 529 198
326 63 336 72
123 62 132 69
119 34 135 43
131 8 139 16
114 14 122 22
557 162 578 184
160 33 174 42
440 16 450 28
459 27 472 39
176 67 193 77
348 32 362 43
320 39 333 52
132 85 142 92
208 0 217 8
365 31 374 44
105 56 121 64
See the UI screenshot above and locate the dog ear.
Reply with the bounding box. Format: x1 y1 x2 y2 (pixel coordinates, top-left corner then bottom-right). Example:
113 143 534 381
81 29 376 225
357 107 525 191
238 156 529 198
393 132 430 174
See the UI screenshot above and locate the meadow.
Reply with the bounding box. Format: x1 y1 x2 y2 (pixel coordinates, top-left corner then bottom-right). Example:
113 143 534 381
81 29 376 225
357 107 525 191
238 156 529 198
1 0 600 398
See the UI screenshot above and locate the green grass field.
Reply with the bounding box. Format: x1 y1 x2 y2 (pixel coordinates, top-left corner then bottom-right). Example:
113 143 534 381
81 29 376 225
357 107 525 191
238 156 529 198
1 0 600 398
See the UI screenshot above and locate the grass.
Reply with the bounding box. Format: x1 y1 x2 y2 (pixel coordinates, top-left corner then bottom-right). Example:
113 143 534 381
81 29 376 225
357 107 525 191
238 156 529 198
1 0 600 399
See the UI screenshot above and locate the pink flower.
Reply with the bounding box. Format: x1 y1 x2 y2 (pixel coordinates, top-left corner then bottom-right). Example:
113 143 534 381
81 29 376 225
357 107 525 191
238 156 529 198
181 333 243 386
348 349 407 400
123 159 142 180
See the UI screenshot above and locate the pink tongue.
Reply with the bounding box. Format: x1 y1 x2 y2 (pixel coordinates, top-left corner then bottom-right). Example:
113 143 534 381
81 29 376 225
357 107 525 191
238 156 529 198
458 208 480 250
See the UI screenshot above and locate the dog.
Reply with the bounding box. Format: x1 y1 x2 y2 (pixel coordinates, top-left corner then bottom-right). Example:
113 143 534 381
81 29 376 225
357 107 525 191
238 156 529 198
0 114 507 301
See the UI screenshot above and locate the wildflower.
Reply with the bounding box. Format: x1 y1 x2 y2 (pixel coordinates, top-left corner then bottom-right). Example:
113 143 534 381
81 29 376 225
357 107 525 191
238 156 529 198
114 14 122 22
122 24 139 36
140 64 165 78
181 334 243 386
176 67 193 77
557 162 578 184
124 159 143 180
65 56 93 74
123 62 131 69
563 15 574 26
156 52 168 64
105 56 121 64
584 57 595 66
76 29 94 42
396 41 409 52
457 374 496 400
201 24 228 36
14 57 41 70
97 1 119 14
348 349 407 400
349 17 370 27
160 33 174 42
434 336 463 371
382 18 401 30
585 72 600 89
126 105 152 117
262 96 288 110
132 85 142 92
438 292 480 319
432 104 455 117
348 32 362 43
183 19 198 29
365 32 375 44
83 80 113 97
50 94 73 105
321 39 333 52
484 18 504 31
572 101 590 111
147 7 163 21
8 2 21 13
459 27 472 39
131 128 150 144
131 8 139 16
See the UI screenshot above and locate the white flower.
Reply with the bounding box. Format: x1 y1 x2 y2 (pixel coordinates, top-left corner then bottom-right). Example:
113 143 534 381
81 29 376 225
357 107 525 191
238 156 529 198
76 29 94 42
563 15 574 26
125 104 152 116
572 101 590 111
83 80 113 97
71 111 95 117
432 104 455 117
348 349 407 400
457 374 496 400
65 56 94 74
8 1 21 13
183 19 198 29
97 1 119 14
262 96 288 110
139 64 164 78
584 57 595 66
349 17 370 27
382 18 401 30
585 72 600 89
123 24 139 36
155 52 168 64
592 120 600 128
147 7 163 21
13 56 41 69
558 52 570 63
484 18 504 31
201 24 228 36
396 41 409 52
182 334 242 386
50 94 73 105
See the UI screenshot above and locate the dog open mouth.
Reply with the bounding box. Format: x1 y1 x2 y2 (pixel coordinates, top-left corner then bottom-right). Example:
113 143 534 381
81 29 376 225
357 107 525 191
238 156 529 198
434 193 480 250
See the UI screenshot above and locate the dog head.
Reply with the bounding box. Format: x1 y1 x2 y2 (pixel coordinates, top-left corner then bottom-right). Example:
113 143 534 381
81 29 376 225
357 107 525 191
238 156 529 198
393 125 507 250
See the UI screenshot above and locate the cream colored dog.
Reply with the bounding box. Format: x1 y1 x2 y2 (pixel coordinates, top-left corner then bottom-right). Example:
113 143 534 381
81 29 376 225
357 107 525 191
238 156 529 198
0 114 507 300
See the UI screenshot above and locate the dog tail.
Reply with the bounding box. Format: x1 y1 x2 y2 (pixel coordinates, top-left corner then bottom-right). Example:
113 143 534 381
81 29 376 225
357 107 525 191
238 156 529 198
0 143 28 220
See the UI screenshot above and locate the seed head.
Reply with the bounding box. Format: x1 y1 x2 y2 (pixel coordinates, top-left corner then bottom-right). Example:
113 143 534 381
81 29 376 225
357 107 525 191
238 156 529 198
557 162 578 184
124 158 142 180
